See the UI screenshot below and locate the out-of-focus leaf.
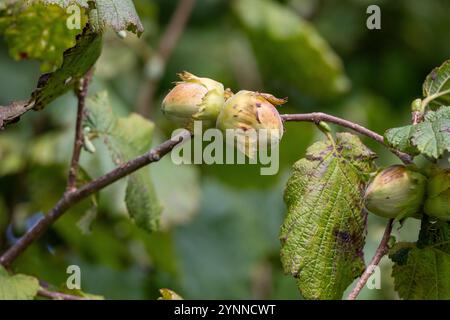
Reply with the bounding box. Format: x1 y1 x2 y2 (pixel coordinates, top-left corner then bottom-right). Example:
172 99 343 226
58 287 104 300
84 91 162 232
75 167 99 234
233 0 349 100
2 2 86 72
175 178 284 299
0 134 27 176
390 217 450 300
417 218 450 254
0 266 40 300
32 26 102 110
281 133 376 299
385 106 450 159
158 288 183 300
29 131 74 165
151 145 200 229
423 60 450 108
64 260 148 299
391 247 450 300
42 0 144 35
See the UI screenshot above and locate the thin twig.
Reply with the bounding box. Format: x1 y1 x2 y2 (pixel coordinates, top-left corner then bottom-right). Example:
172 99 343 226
136 0 197 116
0 130 191 267
38 287 89 300
347 219 394 300
67 69 94 191
281 113 413 164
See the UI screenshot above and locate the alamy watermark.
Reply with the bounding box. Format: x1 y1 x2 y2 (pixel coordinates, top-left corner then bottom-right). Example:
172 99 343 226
66 264 81 290
367 5 381 30
66 4 82 30
170 121 281 176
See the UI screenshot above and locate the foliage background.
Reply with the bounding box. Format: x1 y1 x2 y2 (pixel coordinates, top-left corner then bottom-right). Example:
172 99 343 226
0 0 449 299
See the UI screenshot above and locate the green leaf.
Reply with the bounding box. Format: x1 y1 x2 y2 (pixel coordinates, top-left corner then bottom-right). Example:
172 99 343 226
391 247 450 300
84 91 162 232
0 266 40 300
281 133 376 299
417 217 450 253
233 0 349 100
151 148 200 229
411 117 450 159
31 26 102 110
390 217 450 300
41 0 144 35
384 125 418 155
385 106 450 159
1 2 87 72
423 60 450 108
0 134 27 176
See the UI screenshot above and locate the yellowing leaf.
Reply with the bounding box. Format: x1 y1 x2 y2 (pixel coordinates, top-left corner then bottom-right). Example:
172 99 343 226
2 2 87 72
0 266 40 300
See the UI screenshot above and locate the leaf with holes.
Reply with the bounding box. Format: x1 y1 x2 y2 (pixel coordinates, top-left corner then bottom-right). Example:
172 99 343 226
411 117 450 159
281 133 376 299
384 125 419 156
385 106 450 159
0 266 40 300
31 26 102 110
84 91 162 232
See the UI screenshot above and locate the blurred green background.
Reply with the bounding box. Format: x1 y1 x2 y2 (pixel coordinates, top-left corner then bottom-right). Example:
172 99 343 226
0 0 449 299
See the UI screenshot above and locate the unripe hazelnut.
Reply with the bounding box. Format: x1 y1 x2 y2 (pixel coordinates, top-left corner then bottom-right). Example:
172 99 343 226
216 90 286 158
161 72 226 129
364 165 427 220
424 169 450 221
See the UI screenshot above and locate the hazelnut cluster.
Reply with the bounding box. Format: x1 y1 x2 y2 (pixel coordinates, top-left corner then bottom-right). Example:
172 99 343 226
161 72 286 157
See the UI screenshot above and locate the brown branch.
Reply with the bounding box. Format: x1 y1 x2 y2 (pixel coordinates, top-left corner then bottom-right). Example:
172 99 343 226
0 130 192 267
347 219 394 300
281 113 413 164
38 287 89 301
67 70 94 191
136 0 197 116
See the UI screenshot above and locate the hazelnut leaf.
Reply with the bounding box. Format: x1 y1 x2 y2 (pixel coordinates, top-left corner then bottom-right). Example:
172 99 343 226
281 133 376 299
84 91 162 232
0 266 40 300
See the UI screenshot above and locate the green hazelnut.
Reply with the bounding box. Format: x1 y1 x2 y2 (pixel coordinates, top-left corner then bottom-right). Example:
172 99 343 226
424 169 450 221
364 165 427 220
161 72 226 129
